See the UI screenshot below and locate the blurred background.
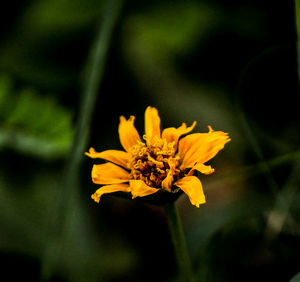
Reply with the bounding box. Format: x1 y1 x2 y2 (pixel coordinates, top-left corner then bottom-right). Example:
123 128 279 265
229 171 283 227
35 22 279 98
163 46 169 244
0 0 300 281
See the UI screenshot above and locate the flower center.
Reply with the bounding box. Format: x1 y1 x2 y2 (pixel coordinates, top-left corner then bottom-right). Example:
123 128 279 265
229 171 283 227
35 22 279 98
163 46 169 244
128 136 181 189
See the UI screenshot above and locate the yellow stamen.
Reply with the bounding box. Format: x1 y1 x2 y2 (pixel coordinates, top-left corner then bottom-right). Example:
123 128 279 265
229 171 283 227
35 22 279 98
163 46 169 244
128 138 181 190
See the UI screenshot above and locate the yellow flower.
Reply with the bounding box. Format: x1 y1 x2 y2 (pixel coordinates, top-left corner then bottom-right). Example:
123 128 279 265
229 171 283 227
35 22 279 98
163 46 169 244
86 106 230 207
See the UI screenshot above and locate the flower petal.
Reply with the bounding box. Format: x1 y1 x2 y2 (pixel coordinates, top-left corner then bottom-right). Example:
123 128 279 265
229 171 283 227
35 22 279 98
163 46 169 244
118 115 141 152
85 147 130 168
161 159 177 192
92 162 129 184
175 176 206 207
161 172 173 192
178 126 230 169
129 180 159 199
144 106 161 145
162 121 196 148
188 163 215 176
91 184 131 203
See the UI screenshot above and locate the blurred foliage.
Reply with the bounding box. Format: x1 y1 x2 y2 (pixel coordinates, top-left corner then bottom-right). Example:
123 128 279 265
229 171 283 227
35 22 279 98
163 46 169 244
296 0 300 36
124 2 215 59
0 0 104 89
291 272 300 282
0 75 73 159
0 0 299 281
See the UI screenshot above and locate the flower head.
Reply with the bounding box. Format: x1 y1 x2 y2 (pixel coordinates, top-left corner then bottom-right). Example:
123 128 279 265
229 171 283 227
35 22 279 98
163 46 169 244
86 106 230 207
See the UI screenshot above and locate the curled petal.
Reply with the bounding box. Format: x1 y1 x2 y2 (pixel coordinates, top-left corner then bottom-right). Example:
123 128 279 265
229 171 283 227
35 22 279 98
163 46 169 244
92 163 129 184
188 163 215 176
161 171 173 192
85 147 130 168
91 184 131 203
144 106 161 145
162 121 196 149
129 180 159 199
175 176 206 208
118 115 141 152
161 159 177 192
178 126 230 169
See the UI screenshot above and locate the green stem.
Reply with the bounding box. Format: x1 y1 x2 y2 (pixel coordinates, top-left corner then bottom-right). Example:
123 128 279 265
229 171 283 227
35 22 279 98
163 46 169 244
40 0 124 281
164 202 195 282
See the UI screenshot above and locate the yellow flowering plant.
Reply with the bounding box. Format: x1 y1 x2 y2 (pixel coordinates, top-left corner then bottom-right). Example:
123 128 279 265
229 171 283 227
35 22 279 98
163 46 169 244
86 106 230 207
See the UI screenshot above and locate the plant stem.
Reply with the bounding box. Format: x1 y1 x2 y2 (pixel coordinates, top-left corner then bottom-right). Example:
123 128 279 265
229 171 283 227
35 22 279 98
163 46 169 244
164 202 195 282
40 0 124 280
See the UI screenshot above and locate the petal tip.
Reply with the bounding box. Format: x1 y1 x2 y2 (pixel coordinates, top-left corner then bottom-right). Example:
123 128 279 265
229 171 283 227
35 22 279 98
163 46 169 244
85 147 96 158
91 193 100 203
146 105 157 111
129 115 135 122
193 197 206 207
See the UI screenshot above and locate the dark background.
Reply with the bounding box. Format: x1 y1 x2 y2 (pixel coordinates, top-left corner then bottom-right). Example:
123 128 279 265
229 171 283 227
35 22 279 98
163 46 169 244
0 0 299 281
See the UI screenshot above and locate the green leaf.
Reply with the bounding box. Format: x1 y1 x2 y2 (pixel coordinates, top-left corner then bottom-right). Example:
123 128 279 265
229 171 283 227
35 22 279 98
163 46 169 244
0 75 74 159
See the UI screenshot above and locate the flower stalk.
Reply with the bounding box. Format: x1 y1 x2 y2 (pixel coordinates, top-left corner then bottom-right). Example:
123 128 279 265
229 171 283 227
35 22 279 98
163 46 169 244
40 0 124 280
164 202 195 282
